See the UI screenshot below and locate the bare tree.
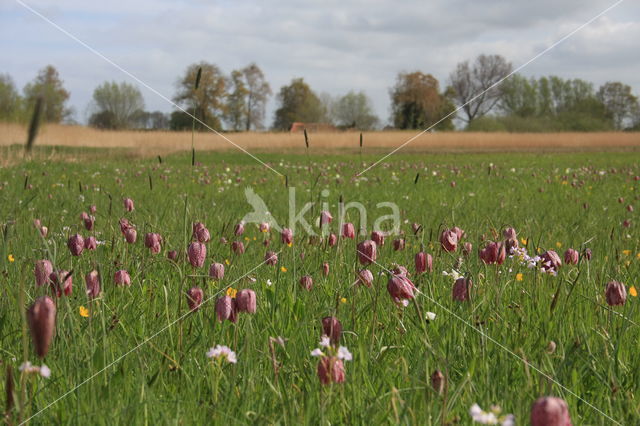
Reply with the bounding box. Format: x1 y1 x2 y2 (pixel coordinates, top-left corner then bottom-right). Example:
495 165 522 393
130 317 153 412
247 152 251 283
448 54 512 123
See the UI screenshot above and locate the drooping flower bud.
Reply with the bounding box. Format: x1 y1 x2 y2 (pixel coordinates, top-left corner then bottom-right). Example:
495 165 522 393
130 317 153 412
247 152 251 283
320 211 333 226
387 274 416 305
34 260 53 287
27 296 56 358
317 356 345 385
357 269 374 287
300 275 314 291
371 230 385 246
188 242 207 268
209 262 225 280
322 316 342 344
231 241 245 255
114 269 131 286
50 270 72 297
84 236 97 251
540 250 562 273
259 222 270 233
85 270 101 299
192 222 210 243
281 228 293 245
479 241 505 265
563 248 579 265
342 223 355 239
124 227 137 244
530 397 572 426
440 229 458 252
415 252 433 274
605 280 627 306
186 287 204 311
322 262 330 276
452 277 472 302
234 222 245 236
393 238 405 251
328 233 337 247
236 289 257 314
167 250 178 261
144 233 162 254
264 250 278 266
67 234 84 256
123 198 134 212
430 370 445 395
215 296 237 322
357 240 377 265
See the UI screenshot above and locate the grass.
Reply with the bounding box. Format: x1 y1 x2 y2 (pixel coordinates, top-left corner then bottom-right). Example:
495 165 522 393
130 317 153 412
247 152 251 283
1 146 639 424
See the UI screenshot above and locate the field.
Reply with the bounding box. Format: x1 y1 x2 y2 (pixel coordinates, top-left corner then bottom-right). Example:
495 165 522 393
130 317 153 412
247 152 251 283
1 143 640 424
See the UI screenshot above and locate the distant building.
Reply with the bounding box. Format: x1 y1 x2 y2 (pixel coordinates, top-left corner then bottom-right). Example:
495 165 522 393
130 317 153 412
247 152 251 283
289 122 337 133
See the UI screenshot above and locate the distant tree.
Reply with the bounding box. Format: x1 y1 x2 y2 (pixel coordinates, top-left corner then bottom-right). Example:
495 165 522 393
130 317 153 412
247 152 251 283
500 74 539 117
173 62 227 131
333 91 379 130
0 74 22 121
88 81 145 129
147 111 170 129
273 78 325 130
597 82 639 130
23 65 72 123
225 70 248 131
448 54 512 123
390 71 455 130
241 63 271 130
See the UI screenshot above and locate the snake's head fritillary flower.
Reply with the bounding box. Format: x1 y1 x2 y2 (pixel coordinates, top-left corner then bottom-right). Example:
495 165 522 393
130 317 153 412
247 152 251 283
167 250 178 261
236 289 257 314
605 280 626 306
479 241 505 265
50 270 72 297
85 270 101 299
342 223 355 239
231 241 245 255
264 250 278 266
320 211 333 226
259 222 270 233
114 270 131 286
440 229 458 252
563 248 579 265
583 248 592 261
322 316 342 344
215 296 237 323
124 227 137 244
393 238 405 251
415 251 433 274
34 259 53 287
192 222 211 243
84 236 97 251
431 370 445 395
387 274 416 306
328 233 338 247
357 269 374 287
144 233 162 254
322 262 330 276
123 198 134 212
357 240 377 265
300 275 314 291
462 242 473 257
371 230 385 246
186 287 204 311
234 222 245 236
209 262 225 280
188 242 207 268
530 397 572 426
82 213 95 231
89 204 97 214
452 277 472 302
67 234 84 256
27 296 56 358
540 250 562 273
281 228 294 245
317 356 345 385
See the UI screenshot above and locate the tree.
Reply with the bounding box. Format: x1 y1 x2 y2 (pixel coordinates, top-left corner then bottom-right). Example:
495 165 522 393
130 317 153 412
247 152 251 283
225 70 248 131
390 71 455 130
500 74 539 117
173 62 227 131
0 74 22 121
23 65 71 123
448 54 512 123
333 91 379 130
273 78 325 130
597 82 639 130
241 63 271 130
88 81 145 129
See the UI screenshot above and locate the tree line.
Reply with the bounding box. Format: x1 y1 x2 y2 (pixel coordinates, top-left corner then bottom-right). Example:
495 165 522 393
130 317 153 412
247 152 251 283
1 55 639 132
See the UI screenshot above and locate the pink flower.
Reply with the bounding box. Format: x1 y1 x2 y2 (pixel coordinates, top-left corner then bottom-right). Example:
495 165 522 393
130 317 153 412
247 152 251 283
264 251 278 266
281 228 293 245
342 223 355 239
144 233 162 254
186 287 204 311
234 222 245 236
188 242 207 268
167 250 178 261
452 277 472 302
371 230 385 246
462 242 473 257
84 236 97 251
387 274 416 305
320 211 333 225
27 296 56 358
540 250 562 273
322 316 342 344
232 241 245 255
479 241 506 265
431 370 445 395
81 212 95 231
259 222 270 233
123 198 134 212
563 248 579 265
85 270 101 299
192 222 210 243
357 269 374 287
34 260 53 287
605 280 626 306
50 270 72 297
114 270 131 286
357 240 377 265
393 238 405 251
530 397 572 426
209 263 225 280
322 262 330 276
67 234 84 256
215 296 237 323
317 356 345 385
236 289 257 314
415 252 433 274
440 229 458 252
300 275 314 291
124 227 137 244
328 233 338 247
89 204 97 214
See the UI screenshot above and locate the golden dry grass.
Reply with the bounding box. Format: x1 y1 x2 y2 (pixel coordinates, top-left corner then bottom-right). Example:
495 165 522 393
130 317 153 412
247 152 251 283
1 123 639 159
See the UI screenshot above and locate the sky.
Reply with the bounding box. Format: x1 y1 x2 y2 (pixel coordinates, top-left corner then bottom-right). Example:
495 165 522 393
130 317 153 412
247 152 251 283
1 0 639 127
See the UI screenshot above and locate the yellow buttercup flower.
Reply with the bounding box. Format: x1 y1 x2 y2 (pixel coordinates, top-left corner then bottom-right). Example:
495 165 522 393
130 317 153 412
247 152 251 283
555 242 562 248
225 259 230 265
630 286 638 297
226 287 237 298
340 297 347 304
280 266 287 272
623 250 632 256
520 238 528 245
79 306 89 317
515 273 523 282
287 242 292 247
7 254 15 263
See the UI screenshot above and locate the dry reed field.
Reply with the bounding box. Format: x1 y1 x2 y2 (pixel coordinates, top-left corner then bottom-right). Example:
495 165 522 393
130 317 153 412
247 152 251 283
1 123 639 158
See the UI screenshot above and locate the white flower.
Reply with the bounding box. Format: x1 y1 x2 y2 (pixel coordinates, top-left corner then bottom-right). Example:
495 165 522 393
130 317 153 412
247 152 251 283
319 336 331 348
19 361 50 378
337 346 352 361
206 345 237 364
310 348 324 357
425 312 436 321
266 279 273 287
39 364 51 378
469 403 514 425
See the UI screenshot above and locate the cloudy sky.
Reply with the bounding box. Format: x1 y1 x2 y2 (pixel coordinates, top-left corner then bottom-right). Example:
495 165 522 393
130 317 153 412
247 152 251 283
1 0 638 126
